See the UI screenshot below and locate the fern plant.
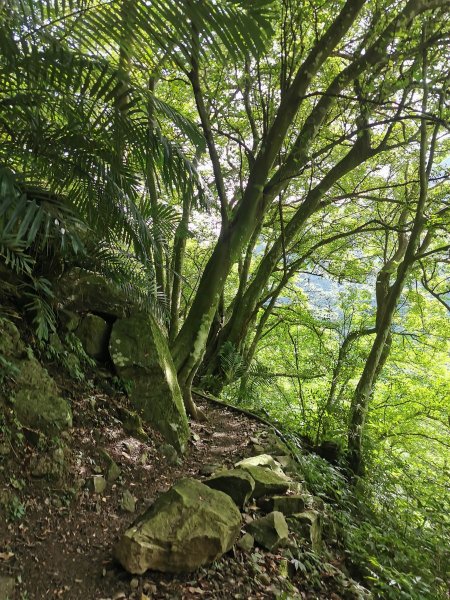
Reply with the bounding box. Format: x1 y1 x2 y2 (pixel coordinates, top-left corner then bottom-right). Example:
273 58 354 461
0 0 274 336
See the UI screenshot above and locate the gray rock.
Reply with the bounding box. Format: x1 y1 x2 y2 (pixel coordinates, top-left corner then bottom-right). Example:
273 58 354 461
55 269 130 318
75 313 110 360
237 533 254 552
159 443 180 466
120 490 136 513
204 468 255 508
114 478 241 573
110 314 189 454
98 449 121 482
247 511 289 551
257 494 307 516
93 475 107 494
237 465 290 499
287 510 322 552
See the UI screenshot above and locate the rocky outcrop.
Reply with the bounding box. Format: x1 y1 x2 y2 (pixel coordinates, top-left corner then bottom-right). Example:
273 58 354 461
204 468 255 508
0 318 72 436
109 314 189 453
55 269 129 318
246 511 289 552
114 478 241 574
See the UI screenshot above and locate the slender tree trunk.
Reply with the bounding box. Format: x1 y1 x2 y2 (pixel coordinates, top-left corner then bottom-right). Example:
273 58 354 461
347 50 437 473
173 0 392 414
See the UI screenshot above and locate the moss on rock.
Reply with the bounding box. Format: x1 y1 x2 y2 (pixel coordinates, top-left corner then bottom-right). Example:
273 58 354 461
109 314 189 453
114 478 241 573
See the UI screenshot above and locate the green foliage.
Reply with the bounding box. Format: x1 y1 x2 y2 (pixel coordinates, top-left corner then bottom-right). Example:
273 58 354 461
6 494 26 522
287 448 449 600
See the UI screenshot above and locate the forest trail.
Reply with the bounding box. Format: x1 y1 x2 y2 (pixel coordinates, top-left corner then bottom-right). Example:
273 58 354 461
1 382 305 600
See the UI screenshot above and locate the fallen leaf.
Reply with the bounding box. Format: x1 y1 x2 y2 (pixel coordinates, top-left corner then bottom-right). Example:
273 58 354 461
0 552 14 561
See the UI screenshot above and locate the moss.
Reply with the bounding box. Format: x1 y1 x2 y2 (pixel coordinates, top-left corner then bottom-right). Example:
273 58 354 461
109 314 189 453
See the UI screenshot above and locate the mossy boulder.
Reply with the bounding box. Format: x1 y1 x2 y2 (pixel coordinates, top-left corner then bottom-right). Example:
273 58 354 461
13 357 73 435
0 318 72 435
109 314 189 453
55 269 129 318
75 313 110 360
238 465 290 499
204 468 255 508
114 478 241 573
247 511 289 551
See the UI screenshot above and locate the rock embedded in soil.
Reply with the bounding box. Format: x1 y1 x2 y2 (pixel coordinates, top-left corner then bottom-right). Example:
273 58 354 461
246 511 289 552
237 532 255 552
109 314 189 454
257 494 307 516
120 489 136 513
114 478 241 574
287 510 322 552
55 269 130 318
204 468 255 508
75 313 110 360
237 465 290 499
0 319 72 436
93 475 107 494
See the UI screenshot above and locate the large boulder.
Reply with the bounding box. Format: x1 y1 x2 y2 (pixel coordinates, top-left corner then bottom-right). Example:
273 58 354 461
204 468 255 508
114 478 241 573
246 511 289 552
109 314 189 453
55 269 129 318
75 313 110 360
0 319 72 435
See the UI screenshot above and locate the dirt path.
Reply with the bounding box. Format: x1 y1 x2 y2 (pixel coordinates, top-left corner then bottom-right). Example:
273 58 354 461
1 387 286 599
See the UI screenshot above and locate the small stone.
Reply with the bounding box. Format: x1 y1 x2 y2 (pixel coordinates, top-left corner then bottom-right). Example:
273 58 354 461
199 463 220 476
130 577 139 590
159 443 179 466
93 475 107 494
237 533 254 552
0 443 10 456
107 461 121 482
121 490 136 513
247 511 289 552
